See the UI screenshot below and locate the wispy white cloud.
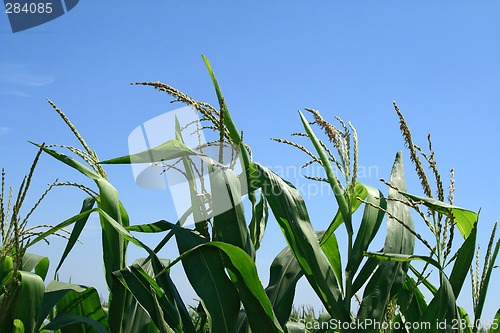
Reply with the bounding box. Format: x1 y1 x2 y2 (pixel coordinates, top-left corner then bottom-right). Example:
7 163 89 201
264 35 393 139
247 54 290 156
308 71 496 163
1 90 30 98
0 62 55 87
0 127 11 135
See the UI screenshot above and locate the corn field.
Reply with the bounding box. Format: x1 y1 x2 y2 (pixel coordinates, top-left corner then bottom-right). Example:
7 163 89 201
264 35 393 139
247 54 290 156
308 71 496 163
1 57 499 333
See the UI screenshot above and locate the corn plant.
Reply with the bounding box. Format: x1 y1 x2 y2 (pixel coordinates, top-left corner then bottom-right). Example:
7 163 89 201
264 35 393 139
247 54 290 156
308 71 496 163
99 58 498 332
13 56 498 332
0 149 110 333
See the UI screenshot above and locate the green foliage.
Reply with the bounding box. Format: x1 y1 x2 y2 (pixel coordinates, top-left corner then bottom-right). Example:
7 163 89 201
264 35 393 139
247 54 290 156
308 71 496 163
1 57 499 332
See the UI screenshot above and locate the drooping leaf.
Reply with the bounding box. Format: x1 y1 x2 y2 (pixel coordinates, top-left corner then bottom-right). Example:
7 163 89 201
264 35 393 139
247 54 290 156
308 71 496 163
36 281 108 333
41 314 108 333
21 253 49 281
401 192 477 239
99 139 197 165
26 208 98 249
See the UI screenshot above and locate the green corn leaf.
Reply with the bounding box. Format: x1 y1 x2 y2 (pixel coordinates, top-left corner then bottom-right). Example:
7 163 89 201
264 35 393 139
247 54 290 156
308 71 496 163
449 223 477 297
170 225 244 333
209 164 254 257
202 55 261 260
9 271 44 333
113 265 180 333
235 309 248 333
127 220 175 233
397 276 427 323
351 254 379 294
207 242 284 333
321 182 367 238
298 111 350 233
31 144 129 294
30 142 101 181
174 117 210 237
345 184 386 281
357 151 415 331
265 246 304 327
120 258 173 333
21 253 49 281
142 256 195 333
202 55 243 149
418 274 458 331
26 208 98 249
401 192 477 239
458 307 473 333
54 197 96 275
409 264 438 296
96 210 194 333
36 281 108 333
363 252 441 270
249 162 350 322
318 230 343 294
249 191 268 251
155 222 284 332
99 139 197 165
41 314 108 333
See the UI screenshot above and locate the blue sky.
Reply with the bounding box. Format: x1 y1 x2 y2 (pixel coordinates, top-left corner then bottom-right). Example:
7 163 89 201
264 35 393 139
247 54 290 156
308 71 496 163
1 1 499 322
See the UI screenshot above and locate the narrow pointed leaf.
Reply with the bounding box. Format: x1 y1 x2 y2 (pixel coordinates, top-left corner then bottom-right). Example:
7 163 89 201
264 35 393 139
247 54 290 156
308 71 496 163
99 139 197 164
357 151 415 331
363 252 441 270
449 223 477 297
298 111 350 232
249 191 268 251
55 197 96 275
